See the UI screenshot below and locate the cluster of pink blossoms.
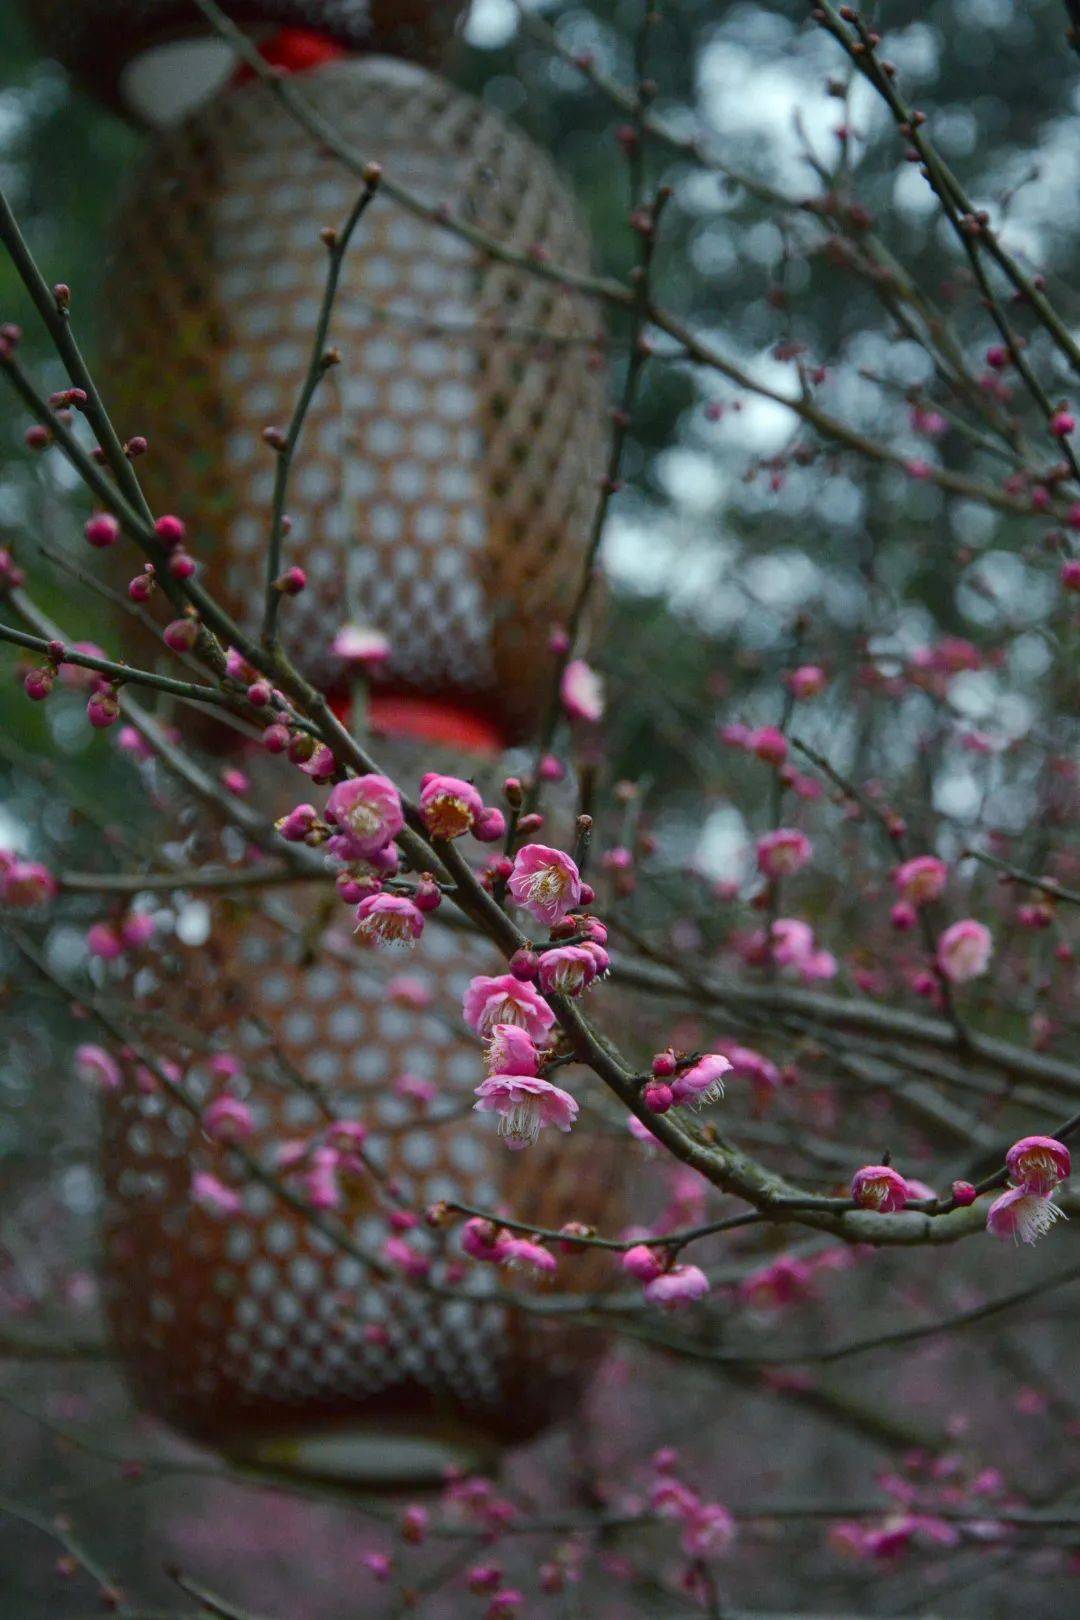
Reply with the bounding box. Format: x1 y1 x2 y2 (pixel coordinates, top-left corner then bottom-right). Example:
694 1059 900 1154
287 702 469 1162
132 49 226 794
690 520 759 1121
622 1244 710 1308
460 843 614 1157
830 1448 1014 1565
277 770 507 952
743 916 837 982
849 1132 1070 1245
648 1452 736 1576
720 722 823 799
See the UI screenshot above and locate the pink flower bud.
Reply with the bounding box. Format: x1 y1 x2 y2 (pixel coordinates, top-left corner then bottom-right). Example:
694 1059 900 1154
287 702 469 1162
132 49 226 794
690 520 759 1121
23 666 54 701
167 549 196 579
401 1505 429 1544
560 657 604 722
276 565 307 595
86 687 120 729
261 723 290 754
86 921 123 959
1050 408 1076 438
937 918 992 983
788 664 827 699
508 948 540 981
154 515 185 544
222 768 249 797
413 874 442 912
85 513 120 549
163 619 198 654
749 725 788 765
643 1080 673 1112
951 1180 977 1207
276 803 320 843
473 806 507 842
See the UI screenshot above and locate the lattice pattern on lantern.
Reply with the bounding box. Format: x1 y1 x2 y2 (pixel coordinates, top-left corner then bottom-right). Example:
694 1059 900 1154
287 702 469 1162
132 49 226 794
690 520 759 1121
101 885 619 1479
102 59 608 742
26 2 467 112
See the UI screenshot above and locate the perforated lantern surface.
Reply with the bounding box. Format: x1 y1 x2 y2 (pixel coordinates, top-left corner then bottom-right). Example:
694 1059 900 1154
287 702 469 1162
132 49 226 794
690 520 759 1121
102 58 608 743
26 1 467 112
101 807 620 1481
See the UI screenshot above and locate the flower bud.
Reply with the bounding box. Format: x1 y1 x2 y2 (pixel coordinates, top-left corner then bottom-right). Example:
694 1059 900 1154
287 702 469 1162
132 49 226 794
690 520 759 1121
162 619 198 654
87 686 120 729
85 513 120 549
24 666 54 701
154 514 186 545
643 1080 673 1113
508 948 540 981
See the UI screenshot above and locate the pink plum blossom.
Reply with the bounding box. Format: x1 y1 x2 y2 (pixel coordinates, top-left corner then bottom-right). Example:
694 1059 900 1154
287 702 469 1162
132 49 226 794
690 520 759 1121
473 1074 578 1149
463 974 556 1042
332 624 391 667
937 918 992 983
498 1236 558 1275
894 855 947 906
354 892 424 950
1004 1135 1070 1196
787 664 827 699
419 773 484 839
537 944 598 996
643 1265 710 1308
507 843 583 927
756 828 812 879
681 1502 736 1560
325 775 402 857
560 658 604 722
485 1023 540 1076
670 1053 732 1108
986 1186 1065 1245
770 917 814 967
851 1164 909 1212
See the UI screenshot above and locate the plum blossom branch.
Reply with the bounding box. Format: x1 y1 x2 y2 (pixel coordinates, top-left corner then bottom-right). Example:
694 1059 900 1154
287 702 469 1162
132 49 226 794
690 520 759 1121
261 168 381 650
